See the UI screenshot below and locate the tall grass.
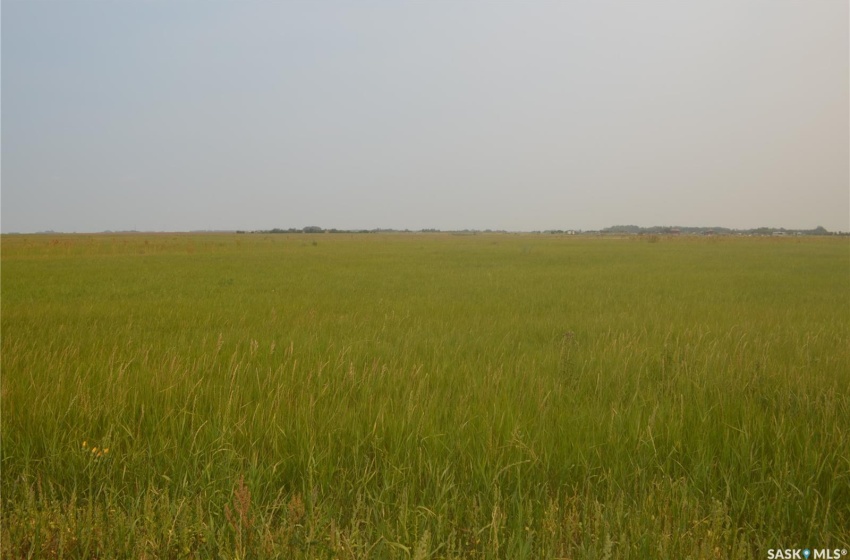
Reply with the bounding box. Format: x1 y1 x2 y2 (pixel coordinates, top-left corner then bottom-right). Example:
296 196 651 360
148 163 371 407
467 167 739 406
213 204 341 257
2 233 848 558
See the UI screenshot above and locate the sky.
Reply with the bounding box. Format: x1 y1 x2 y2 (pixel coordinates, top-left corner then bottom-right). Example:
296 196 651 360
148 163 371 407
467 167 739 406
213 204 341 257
2 1 848 233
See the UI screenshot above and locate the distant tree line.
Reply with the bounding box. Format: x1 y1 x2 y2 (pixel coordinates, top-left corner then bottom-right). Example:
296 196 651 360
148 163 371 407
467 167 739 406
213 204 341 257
600 225 836 236
234 225 842 236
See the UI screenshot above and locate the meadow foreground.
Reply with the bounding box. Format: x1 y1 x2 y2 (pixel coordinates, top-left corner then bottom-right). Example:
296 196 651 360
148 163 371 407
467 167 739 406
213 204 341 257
2 233 848 558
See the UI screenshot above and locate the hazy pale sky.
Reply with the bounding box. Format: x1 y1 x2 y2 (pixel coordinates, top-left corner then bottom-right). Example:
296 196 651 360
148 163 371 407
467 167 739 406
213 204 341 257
2 1 848 233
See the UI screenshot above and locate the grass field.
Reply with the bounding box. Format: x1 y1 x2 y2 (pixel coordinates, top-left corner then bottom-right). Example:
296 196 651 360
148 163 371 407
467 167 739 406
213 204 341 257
1 232 848 559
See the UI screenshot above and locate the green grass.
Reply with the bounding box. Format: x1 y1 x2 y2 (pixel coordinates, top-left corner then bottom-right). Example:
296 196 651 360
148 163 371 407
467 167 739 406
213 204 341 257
2 232 848 558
